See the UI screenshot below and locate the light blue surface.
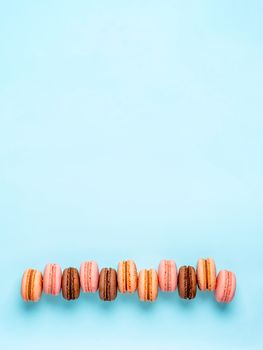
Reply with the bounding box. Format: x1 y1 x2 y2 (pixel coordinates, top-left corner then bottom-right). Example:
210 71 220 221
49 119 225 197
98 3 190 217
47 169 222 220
1 1 263 349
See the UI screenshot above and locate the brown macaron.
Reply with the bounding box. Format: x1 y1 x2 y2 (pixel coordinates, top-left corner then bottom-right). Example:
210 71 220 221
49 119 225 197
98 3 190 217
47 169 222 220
99 268 117 301
62 267 80 300
178 266 197 300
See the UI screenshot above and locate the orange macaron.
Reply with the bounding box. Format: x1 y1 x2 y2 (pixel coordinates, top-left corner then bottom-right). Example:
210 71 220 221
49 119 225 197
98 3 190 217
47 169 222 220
138 268 158 302
21 268 43 302
117 260 138 293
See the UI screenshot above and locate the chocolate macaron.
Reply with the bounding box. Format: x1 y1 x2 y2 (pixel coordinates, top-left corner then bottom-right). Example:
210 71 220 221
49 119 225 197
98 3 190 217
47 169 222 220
62 267 80 300
178 266 197 300
99 268 117 301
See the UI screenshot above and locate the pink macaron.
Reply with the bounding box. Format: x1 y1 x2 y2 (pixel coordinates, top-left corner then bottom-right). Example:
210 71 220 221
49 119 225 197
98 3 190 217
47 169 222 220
43 264 62 296
80 261 99 293
215 270 236 303
158 260 177 292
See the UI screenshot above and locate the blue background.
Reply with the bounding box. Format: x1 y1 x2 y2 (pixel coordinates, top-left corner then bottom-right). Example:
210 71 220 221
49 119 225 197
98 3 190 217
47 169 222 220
1 1 262 349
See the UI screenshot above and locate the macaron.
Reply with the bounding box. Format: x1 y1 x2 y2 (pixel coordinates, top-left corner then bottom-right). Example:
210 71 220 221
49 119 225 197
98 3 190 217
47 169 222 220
99 268 117 301
196 258 216 291
158 260 177 292
80 261 99 293
178 266 197 299
43 264 62 296
138 268 158 302
117 260 138 293
21 268 43 302
215 270 236 303
62 267 80 300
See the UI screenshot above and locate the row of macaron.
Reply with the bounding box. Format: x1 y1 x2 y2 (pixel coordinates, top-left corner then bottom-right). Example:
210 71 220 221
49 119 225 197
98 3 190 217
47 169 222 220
21 258 236 303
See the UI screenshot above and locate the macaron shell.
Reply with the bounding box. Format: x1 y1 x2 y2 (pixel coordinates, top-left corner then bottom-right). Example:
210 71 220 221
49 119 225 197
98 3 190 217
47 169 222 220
215 270 236 303
196 259 207 291
108 268 117 300
43 264 62 295
62 268 80 300
80 261 99 293
117 260 138 293
21 269 43 302
158 260 177 292
207 258 216 291
138 269 146 301
188 266 197 299
149 268 158 301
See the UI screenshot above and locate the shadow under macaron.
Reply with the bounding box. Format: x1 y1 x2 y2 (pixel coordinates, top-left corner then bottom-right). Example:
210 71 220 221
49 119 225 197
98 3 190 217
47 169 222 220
18 297 43 313
18 283 238 316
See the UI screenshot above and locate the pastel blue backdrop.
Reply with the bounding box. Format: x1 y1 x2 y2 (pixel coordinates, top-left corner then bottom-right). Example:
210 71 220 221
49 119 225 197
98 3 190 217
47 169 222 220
1 1 262 349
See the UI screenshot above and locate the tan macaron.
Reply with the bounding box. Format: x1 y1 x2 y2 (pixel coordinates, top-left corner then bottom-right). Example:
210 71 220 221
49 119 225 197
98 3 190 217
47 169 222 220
196 258 216 291
117 260 138 293
138 268 158 302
